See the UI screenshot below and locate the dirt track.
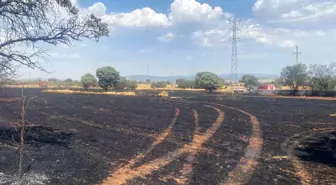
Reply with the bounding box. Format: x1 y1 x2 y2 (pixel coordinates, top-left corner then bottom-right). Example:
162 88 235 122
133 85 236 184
0 88 335 185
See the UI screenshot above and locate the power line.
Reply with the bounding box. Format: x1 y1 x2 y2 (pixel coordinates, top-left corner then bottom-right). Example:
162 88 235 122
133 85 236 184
293 45 302 64
229 16 240 84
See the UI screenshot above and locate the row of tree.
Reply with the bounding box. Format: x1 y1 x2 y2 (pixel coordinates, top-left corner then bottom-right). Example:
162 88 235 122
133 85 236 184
172 63 336 93
240 63 336 93
4 63 336 94
280 63 336 92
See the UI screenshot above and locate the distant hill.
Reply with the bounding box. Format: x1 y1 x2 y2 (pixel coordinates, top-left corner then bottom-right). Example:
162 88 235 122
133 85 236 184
127 73 278 83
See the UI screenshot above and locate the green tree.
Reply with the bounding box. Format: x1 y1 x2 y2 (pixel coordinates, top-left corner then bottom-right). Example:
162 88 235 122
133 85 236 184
176 78 184 85
151 81 167 88
73 80 81 87
240 74 259 87
114 77 128 91
47 78 58 87
195 72 221 92
115 77 138 91
270 78 285 88
219 77 226 87
280 64 309 95
81 73 97 90
309 63 336 91
96 67 120 91
64 78 73 83
48 78 58 82
64 78 73 87
126 80 138 90
176 78 195 88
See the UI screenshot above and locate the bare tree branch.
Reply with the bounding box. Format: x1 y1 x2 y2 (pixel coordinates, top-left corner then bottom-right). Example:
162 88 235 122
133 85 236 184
0 0 109 74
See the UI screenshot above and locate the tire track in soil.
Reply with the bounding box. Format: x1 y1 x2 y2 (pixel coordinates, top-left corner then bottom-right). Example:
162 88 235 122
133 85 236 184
166 100 263 185
126 107 180 168
132 107 200 185
281 128 336 185
98 107 179 185
128 104 196 170
214 103 263 185
99 105 224 185
173 109 200 185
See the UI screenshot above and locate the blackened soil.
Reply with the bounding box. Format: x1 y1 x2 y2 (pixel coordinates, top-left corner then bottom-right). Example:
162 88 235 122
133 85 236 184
0 88 335 185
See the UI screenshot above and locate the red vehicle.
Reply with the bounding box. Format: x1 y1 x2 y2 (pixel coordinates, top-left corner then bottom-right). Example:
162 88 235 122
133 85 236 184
257 84 275 90
39 82 47 88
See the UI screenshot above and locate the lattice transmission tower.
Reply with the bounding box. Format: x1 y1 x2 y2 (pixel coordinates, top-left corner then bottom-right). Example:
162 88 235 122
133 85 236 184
229 17 239 84
293 45 302 64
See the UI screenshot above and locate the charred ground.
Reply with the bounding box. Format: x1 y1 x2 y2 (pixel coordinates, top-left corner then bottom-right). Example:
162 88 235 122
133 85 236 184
0 88 335 185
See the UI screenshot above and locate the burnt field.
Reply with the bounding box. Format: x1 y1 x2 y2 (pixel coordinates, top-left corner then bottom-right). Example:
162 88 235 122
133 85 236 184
0 88 335 185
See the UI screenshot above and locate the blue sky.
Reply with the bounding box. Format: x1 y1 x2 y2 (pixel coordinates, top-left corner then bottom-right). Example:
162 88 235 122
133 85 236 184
19 0 336 80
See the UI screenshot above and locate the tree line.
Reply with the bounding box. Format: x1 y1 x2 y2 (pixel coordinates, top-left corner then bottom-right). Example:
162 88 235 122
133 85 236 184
173 63 336 93
4 63 335 94
241 63 336 93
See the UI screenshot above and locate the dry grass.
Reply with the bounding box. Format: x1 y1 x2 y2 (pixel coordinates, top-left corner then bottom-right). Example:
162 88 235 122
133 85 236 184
0 97 21 102
158 91 169 97
5 85 40 88
266 95 336 101
136 84 152 89
42 89 136 96
280 86 312 90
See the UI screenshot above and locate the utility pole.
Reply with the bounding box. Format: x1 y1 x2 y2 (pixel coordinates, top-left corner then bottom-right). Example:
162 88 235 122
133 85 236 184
293 45 301 64
146 62 149 78
229 17 239 84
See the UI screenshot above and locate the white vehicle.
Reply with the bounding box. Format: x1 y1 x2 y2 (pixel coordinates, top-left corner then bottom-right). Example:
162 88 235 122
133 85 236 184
233 88 247 94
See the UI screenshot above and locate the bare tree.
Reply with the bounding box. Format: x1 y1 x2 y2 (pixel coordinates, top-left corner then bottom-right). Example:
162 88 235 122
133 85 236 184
0 60 17 86
309 63 336 91
0 0 109 75
16 89 37 180
18 90 26 179
0 1 108 181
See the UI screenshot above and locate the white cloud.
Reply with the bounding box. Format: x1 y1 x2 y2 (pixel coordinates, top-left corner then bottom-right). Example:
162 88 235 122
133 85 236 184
253 0 336 24
191 21 336 52
101 8 171 29
87 2 106 17
157 33 175 42
280 40 295 48
168 0 229 23
70 0 78 7
278 2 336 23
81 0 232 31
240 23 272 44
253 0 301 11
191 29 230 46
78 0 235 33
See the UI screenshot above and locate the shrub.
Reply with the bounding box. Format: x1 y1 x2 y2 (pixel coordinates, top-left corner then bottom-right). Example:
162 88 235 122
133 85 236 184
158 91 169 97
151 81 167 88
